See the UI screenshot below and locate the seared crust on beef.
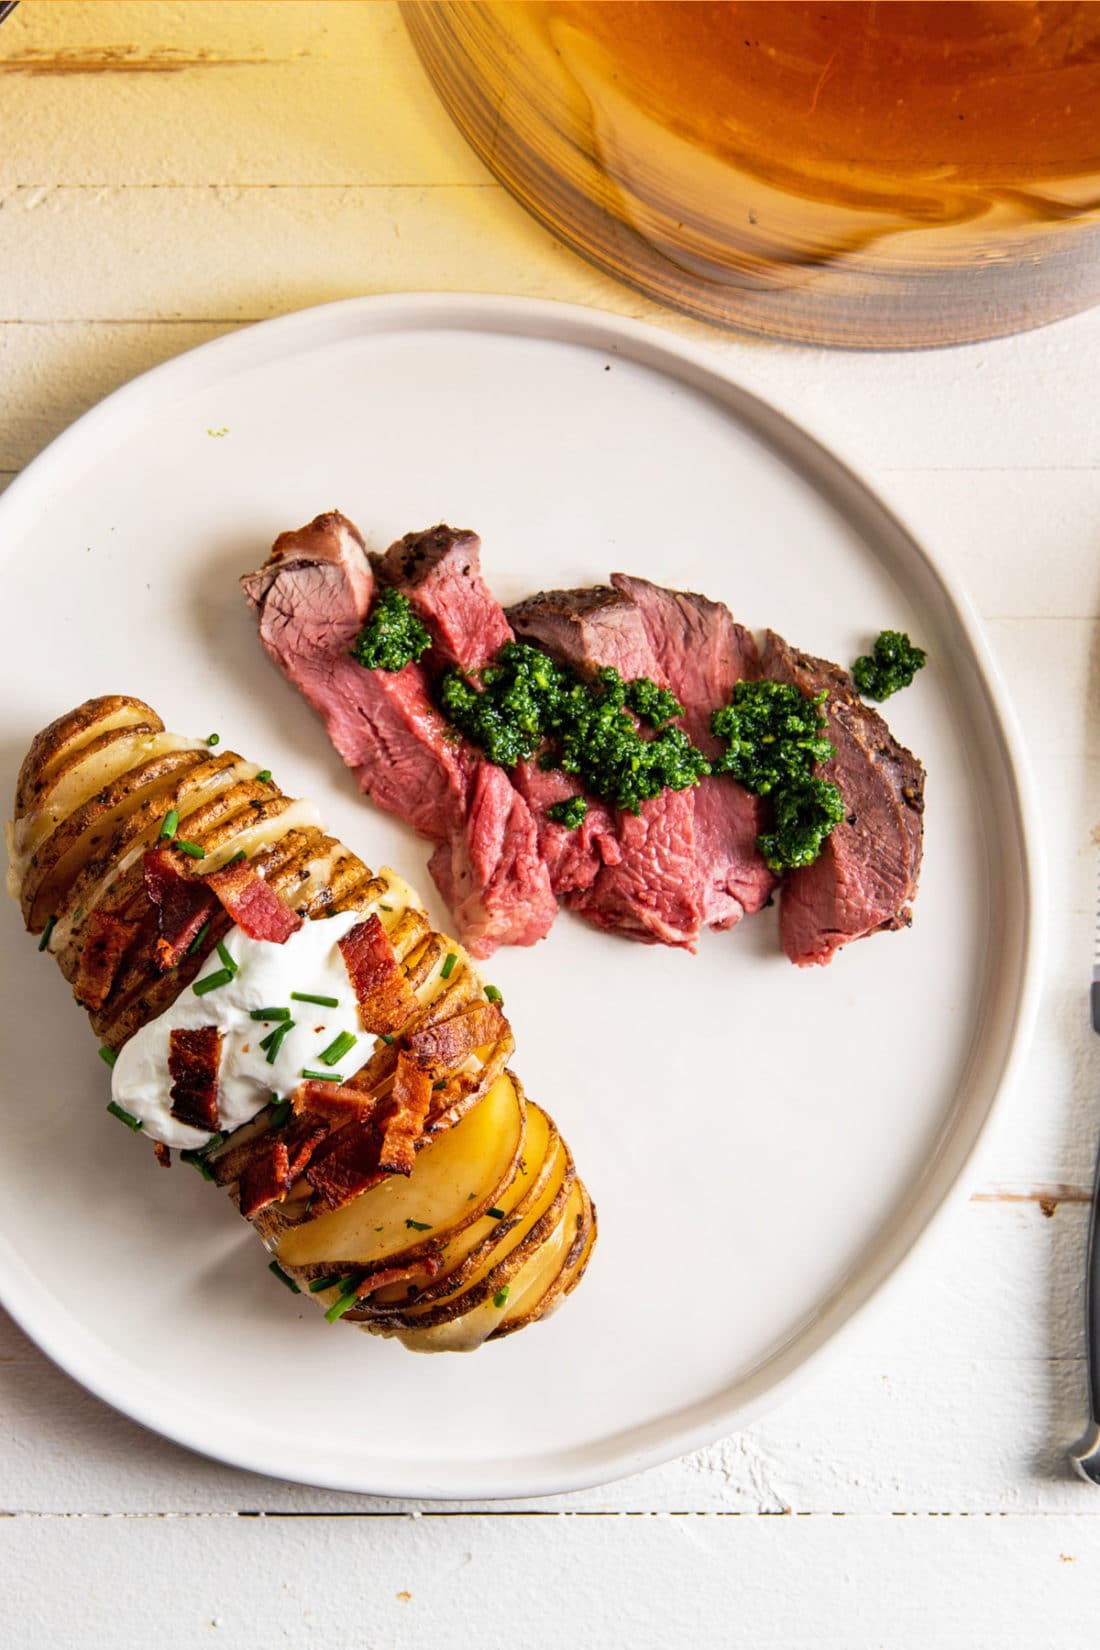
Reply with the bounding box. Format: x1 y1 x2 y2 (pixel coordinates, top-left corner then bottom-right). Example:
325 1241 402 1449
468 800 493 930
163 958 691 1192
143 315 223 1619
761 631 925 966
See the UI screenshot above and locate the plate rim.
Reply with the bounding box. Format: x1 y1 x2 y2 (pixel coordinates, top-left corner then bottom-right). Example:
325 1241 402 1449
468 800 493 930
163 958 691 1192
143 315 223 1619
0 291 1045 1500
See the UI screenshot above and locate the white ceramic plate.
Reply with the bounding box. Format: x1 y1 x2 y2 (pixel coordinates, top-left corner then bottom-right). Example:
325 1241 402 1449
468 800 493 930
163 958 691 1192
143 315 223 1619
0 296 1040 1499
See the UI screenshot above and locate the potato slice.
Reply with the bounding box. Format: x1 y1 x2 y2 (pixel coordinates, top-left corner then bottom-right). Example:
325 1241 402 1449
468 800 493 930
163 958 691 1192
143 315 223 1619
275 1069 524 1272
22 748 209 928
395 1180 586 1355
490 1182 595 1339
378 1130 573 1331
357 1101 557 1314
13 695 159 819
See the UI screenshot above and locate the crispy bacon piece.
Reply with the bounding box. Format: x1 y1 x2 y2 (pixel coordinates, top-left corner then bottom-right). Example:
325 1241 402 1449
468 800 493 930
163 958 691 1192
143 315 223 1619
237 1116 328 1220
239 1141 290 1220
168 1025 223 1132
153 1141 172 1169
338 913 417 1035
377 1051 433 1176
404 1001 506 1076
73 911 140 1010
205 858 301 943
144 846 216 970
305 1124 388 1212
292 1079 380 1126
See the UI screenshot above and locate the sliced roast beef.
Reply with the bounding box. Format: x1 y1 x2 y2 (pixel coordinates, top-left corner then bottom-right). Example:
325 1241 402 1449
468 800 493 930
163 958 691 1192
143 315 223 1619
610 574 776 930
509 584 703 949
242 512 471 843
761 630 925 966
428 761 560 952
510 760 620 897
506 584 655 682
242 513 557 955
372 524 512 672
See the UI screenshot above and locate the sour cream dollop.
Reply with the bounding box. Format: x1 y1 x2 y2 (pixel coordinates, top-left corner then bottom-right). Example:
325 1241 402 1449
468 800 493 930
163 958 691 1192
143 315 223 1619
111 911 373 1150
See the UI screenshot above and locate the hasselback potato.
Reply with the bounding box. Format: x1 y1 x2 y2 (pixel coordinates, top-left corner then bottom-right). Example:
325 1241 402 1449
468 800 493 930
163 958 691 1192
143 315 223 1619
7 695 595 1351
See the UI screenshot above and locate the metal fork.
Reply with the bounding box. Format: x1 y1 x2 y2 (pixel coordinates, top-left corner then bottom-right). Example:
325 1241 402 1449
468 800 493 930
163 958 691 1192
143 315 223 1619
1070 876 1100 1483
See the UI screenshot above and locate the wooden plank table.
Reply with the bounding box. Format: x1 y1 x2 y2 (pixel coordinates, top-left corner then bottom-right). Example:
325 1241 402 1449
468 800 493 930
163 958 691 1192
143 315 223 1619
2 4 1099 1644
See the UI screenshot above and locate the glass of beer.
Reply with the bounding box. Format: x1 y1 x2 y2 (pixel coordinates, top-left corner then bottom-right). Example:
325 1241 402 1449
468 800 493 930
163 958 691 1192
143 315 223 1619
404 0 1100 348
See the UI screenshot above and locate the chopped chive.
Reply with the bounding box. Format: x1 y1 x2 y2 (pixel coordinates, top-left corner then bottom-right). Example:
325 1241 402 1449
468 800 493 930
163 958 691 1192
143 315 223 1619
73 904 85 922
268 1098 291 1130
301 1068 341 1083
181 1130 226 1164
106 1100 142 1132
192 966 234 997
256 769 272 784
184 1154 214 1181
290 991 339 1008
159 808 179 841
308 1272 346 1293
261 1020 295 1063
324 1278 362 1322
486 1207 505 1220
405 1218 431 1232
250 1006 290 1022
440 952 457 981
38 915 57 952
318 1030 357 1067
493 1285 510 1309
432 1079 447 1091
484 984 503 1004
268 1261 300 1294
207 733 220 746
187 919 212 955
379 903 393 912
380 1033 395 1045
216 939 238 975
98 1045 117 1068
226 849 246 866
176 839 205 860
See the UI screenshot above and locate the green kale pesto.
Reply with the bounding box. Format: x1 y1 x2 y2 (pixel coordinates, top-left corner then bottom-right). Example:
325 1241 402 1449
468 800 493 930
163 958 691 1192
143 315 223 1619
439 642 710 816
851 630 926 701
351 588 431 672
546 796 588 830
711 680 843 873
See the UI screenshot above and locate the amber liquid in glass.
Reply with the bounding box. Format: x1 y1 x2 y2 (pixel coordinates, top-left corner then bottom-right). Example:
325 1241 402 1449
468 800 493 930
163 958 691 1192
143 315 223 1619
406 1 1100 346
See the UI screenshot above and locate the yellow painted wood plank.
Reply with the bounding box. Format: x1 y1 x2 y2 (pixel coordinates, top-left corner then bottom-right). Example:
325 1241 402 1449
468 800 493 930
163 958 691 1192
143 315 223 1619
0 180 623 322
0 1 489 186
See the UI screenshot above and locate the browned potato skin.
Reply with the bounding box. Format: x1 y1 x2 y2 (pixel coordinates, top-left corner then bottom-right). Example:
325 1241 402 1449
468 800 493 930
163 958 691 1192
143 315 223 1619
13 695 160 820
13 696 595 1348
489 1187 597 1341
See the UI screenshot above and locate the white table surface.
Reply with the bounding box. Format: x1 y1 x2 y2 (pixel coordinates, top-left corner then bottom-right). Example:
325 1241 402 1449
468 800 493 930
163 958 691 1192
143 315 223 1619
2 3 1099 1644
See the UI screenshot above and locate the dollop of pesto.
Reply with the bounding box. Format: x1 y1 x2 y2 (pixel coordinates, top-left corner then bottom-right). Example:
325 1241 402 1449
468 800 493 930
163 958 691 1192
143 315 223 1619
711 681 843 873
546 796 588 830
851 630 926 701
351 588 432 672
439 642 710 816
